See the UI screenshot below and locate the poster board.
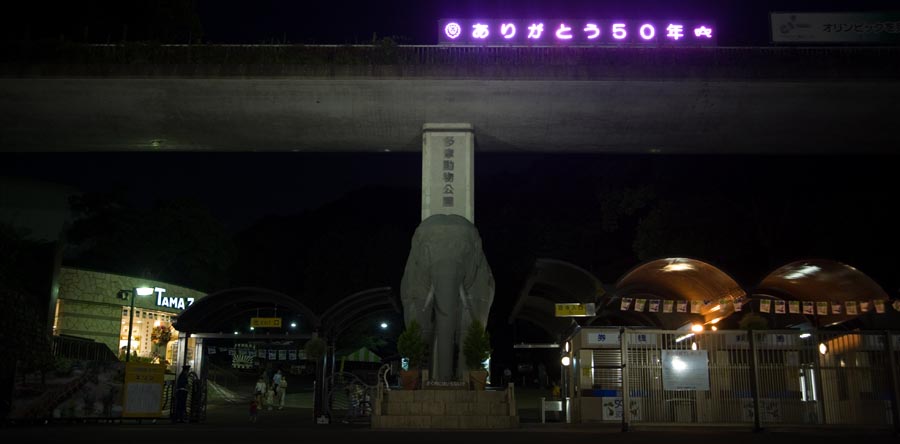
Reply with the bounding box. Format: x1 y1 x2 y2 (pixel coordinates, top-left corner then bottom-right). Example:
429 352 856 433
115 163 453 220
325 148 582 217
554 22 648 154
661 350 710 391
122 362 166 417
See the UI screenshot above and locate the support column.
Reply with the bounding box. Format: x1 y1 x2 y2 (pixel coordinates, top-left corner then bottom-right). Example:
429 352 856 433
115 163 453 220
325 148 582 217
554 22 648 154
884 332 900 434
176 332 192 370
422 123 474 223
748 330 762 432
620 327 630 432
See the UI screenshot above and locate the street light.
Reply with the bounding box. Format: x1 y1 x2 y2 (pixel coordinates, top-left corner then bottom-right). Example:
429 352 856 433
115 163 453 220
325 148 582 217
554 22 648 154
124 287 154 362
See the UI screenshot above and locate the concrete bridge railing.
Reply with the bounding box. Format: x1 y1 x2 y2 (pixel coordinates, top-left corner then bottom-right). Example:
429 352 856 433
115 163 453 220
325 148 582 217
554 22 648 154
2 43 899 80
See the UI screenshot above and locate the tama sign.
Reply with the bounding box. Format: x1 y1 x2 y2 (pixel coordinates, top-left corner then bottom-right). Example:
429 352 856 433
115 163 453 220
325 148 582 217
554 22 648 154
439 19 717 46
151 287 195 310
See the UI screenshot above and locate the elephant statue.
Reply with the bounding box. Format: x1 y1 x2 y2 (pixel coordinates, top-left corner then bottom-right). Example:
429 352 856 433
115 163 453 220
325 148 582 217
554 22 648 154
400 214 495 381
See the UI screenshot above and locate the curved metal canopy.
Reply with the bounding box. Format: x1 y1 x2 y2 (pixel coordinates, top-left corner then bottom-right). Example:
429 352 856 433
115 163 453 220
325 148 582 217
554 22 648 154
318 287 401 340
173 287 319 333
509 258 604 341
513 296 580 340
754 259 891 328
613 258 746 329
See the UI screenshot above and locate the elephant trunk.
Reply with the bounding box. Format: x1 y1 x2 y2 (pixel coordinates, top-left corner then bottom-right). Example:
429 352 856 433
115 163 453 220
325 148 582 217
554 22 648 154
431 262 462 381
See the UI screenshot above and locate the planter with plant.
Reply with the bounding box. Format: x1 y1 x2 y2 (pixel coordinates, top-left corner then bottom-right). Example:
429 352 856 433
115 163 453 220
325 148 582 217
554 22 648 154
151 325 172 364
396 320 426 389
462 319 491 390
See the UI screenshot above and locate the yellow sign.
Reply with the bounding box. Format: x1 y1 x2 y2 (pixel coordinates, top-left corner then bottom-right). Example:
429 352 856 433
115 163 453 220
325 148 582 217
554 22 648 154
554 303 596 317
251 317 283 328
123 363 166 418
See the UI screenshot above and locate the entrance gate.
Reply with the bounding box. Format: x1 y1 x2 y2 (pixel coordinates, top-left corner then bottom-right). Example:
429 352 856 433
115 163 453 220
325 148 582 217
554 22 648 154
569 328 900 430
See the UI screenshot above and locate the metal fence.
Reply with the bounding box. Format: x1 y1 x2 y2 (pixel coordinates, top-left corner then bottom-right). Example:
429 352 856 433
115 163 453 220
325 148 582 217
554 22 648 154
51 335 118 362
580 329 899 430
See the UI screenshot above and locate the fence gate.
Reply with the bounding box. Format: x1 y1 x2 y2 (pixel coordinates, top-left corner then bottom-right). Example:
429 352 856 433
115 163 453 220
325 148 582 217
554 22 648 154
606 329 900 429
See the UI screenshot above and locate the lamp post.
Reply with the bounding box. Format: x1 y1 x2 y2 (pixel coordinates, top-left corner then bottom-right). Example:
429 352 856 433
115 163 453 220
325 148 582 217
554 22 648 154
125 287 154 362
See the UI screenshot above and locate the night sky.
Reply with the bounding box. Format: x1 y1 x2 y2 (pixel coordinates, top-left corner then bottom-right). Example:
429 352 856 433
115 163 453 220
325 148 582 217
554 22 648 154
3 0 898 45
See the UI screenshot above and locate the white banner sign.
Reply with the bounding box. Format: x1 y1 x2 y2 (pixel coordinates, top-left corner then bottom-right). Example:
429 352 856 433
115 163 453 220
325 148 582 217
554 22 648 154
771 12 900 43
662 350 709 391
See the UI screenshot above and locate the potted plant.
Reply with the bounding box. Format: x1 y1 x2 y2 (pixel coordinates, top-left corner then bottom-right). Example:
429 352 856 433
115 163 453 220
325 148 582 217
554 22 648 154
462 319 491 390
396 320 426 389
151 325 172 363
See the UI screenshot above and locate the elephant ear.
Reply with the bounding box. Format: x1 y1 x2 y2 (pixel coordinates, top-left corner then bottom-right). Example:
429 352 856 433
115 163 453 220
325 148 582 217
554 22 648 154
400 226 434 328
464 231 495 328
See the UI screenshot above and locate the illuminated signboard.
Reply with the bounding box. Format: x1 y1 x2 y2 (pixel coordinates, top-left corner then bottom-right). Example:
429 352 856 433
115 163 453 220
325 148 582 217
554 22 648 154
152 287 195 310
439 19 716 46
555 303 596 317
251 317 283 328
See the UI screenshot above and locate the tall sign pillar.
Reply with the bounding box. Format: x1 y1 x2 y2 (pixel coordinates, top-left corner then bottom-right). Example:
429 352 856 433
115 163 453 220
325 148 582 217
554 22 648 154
421 123 474 223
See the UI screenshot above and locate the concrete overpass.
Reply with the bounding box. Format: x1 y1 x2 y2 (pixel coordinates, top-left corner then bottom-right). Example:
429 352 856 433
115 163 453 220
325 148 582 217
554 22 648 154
1 44 898 153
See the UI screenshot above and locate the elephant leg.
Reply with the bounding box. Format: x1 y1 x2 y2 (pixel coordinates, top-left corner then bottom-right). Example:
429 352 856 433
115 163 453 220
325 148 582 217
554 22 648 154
432 277 460 381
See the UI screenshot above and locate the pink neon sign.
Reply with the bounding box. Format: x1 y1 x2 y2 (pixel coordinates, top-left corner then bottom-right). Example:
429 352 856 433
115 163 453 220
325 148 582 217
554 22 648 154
444 22 462 39
439 19 716 46
472 23 490 39
666 24 685 40
501 23 516 39
527 23 544 39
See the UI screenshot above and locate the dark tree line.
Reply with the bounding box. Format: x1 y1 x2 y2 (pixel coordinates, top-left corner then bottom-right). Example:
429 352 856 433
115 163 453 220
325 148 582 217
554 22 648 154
3 0 202 44
0 224 57 417
66 191 235 291
58 153 900 362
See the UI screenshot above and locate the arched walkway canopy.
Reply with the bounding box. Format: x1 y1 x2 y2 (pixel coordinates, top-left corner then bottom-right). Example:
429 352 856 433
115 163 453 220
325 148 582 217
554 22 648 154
173 287 319 334
613 257 746 329
754 259 891 328
318 287 401 341
508 258 605 340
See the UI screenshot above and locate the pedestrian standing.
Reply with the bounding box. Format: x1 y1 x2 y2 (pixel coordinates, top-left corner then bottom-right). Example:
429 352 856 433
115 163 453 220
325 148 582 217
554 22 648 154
174 365 190 423
272 369 283 398
254 377 267 406
278 376 288 410
266 385 275 410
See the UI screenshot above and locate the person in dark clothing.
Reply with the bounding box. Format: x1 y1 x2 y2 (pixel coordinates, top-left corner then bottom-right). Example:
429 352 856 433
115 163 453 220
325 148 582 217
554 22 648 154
174 365 190 423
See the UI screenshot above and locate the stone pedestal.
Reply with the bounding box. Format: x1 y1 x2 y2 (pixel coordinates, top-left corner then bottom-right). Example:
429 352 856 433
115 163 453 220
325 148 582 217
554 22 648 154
372 386 518 429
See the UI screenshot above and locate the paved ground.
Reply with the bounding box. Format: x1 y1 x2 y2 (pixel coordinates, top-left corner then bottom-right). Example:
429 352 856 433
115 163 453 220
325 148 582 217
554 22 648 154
3 384 897 443
3 414 896 444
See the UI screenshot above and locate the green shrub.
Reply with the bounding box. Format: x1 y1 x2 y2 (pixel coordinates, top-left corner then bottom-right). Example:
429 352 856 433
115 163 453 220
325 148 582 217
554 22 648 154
462 320 491 371
397 320 426 368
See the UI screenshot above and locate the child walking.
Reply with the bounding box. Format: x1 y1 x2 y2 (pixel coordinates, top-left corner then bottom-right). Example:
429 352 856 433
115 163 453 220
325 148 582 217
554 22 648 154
266 385 275 410
249 399 259 423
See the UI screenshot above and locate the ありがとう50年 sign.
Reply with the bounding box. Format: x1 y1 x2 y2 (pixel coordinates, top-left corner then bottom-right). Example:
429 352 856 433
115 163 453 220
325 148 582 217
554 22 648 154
439 19 716 46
